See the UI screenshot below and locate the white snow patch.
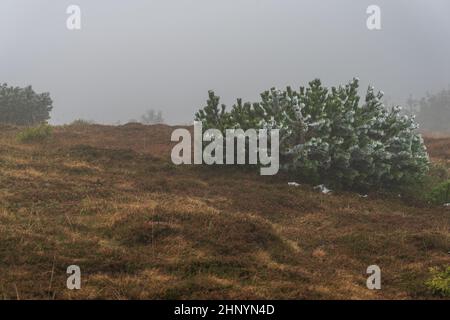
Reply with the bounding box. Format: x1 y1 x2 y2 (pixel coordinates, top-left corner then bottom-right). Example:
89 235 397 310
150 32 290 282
314 184 332 194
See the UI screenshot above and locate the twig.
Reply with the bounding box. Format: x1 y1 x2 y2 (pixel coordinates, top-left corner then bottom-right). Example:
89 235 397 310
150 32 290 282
13 284 20 300
48 255 56 299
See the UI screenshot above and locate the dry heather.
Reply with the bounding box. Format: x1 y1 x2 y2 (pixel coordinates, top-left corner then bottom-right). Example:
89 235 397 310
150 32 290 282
424 136 450 163
0 123 449 299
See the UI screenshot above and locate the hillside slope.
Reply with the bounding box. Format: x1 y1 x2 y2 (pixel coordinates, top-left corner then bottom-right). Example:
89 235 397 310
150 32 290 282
0 124 449 299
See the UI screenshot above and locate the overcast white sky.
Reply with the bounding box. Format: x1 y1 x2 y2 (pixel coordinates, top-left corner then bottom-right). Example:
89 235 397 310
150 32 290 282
1 0 449 124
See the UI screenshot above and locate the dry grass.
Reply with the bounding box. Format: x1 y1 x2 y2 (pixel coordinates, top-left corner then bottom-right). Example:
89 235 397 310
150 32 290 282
0 124 448 299
424 136 450 163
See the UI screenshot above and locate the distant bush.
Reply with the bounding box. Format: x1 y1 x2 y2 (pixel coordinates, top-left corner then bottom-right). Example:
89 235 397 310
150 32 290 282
195 78 430 190
415 89 450 133
426 267 450 297
141 109 164 125
70 119 94 127
0 83 53 125
17 124 53 143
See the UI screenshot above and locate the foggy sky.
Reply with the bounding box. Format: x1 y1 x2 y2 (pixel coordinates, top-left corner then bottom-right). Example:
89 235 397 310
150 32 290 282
1 0 449 125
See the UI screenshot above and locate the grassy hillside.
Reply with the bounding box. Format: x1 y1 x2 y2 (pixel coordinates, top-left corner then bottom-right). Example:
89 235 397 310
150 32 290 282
0 123 448 299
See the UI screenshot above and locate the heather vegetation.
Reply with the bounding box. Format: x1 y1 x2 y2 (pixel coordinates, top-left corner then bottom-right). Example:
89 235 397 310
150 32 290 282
0 80 448 299
16 124 53 143
0 124 448 299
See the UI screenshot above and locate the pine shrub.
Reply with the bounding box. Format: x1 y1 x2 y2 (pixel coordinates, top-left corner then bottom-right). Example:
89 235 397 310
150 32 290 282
195 78 429 190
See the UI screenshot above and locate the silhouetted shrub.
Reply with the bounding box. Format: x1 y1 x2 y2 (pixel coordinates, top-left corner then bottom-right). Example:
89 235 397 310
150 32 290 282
415 89 450 132
0 83 53 125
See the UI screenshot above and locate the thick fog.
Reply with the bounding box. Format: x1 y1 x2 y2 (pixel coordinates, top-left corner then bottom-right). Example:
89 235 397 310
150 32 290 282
1 0 449 125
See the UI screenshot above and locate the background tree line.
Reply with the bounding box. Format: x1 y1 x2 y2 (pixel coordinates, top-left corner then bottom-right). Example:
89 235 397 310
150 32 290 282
406 88 450 133
0 83 53 125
